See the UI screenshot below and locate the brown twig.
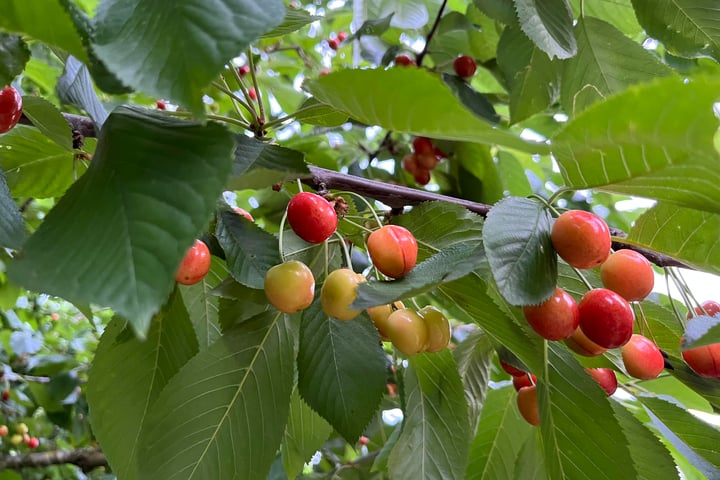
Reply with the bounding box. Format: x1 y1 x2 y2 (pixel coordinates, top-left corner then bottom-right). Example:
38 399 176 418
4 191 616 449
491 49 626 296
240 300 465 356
0 447 108 473
416 0 448 67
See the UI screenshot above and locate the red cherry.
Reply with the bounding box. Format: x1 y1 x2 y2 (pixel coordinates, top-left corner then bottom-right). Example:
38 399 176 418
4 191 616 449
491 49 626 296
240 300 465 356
585 368 618 396
512 373 537 391
453 55 477 78
600 249 655 301
175 240 211 285
247 88 258 101
0 425 7 437
402 154 419 175
238 65 250 77
287 192 338 243
394 54 416 67
682 343 720 378
413 168 431 185
688 300 720 318
0 86 23 134
578 288 634 349
358 435 369 446
522 287 579 341
156 100 166 110
50 313 60 321
328 38 340 50
337 31 348 42
320 69 330 76
1 389 8 401
27 436 39 449
621 334 664 380
234 207 254 222
500 360 526 377
412 137 434 155
517 385 540 426
551 210 611 269
415 152 439 170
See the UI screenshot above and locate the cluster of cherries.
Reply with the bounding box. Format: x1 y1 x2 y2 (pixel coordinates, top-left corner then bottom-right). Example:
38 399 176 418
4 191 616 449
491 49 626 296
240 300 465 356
327 31 347 51
0 422 39 450
402 136 446 185
0 85 23 134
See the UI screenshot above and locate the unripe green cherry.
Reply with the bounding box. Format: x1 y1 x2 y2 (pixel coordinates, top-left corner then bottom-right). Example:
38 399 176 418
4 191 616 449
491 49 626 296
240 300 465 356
418 306 451 352
264 261 315 313
320 268 366 321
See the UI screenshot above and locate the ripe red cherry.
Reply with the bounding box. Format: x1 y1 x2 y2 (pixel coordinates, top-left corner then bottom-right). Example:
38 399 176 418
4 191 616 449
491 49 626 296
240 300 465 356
156 100 166 110
238 65 250 77
585 368 618 396
512 373 537 391
337 31 348 42
0 86 23 134
247 88 258 101
415 152 439 169
367 225 418 278
0 425 7 437
175 240 211 285
688 300 720 318
234 207 254 222
522 287 579 340
402 154 419 175
27 436 39 449
682 301 720 378
394 54 416 67
328 38 340 50
412 136 434 155
358 435 369 446
500 360 526 377
601 249 655 301
264 261 315 313
287 192 338 243
414 168 431 185
453 55 477 78
565 327 607 357
517 385 540 426
578 288 634 348
551 210 611 269
622 334 664 380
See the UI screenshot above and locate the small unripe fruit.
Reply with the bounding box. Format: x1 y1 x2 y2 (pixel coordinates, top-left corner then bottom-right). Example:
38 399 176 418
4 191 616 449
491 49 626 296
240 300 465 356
320 269 366 321
517 385 540 426
578 288 634 349
10 434 23 446
287 192 338 243
453 55 477 78
385 309 429 356
418 306 451 352
622 334 664 380
367 301 405 339
367 225 418 278
601 249 654 301
175 239 211 285
234 207 254 222
264 261 315 313
522 287 579 340
16 423 28 435
585 368 618 396
551 210 611 269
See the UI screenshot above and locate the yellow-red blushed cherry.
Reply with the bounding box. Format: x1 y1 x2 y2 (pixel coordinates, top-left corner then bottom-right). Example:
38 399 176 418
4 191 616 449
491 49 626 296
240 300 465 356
585 368 618 396
517 385 540 426
600 249 654 301
522 287 579 340
622 334 664 380
578 288 634 349
367 301 405 339
367 225 418 278
264 261 315 313
418 305 451 352
320 268 366 321
565 327 607 357
385 308 428 356
287 192 338 244
175 239 211 285
551 210 611 269
0 85 22 134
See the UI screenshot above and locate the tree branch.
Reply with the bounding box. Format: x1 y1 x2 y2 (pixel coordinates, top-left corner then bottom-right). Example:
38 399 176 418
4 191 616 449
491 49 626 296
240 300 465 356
0 447 108 473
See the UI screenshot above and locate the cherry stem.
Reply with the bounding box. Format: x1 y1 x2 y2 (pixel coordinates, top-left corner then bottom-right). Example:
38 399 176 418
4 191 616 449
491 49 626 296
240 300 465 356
278 209 288 262
546 187 573 206
210 79 254 125
664 267 687 329
334 232 353 270
335 190 384 227
247 48 266 124
416 0 448 67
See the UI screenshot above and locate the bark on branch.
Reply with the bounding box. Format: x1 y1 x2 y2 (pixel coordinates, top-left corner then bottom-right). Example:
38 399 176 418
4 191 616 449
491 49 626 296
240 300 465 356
0 447 108 472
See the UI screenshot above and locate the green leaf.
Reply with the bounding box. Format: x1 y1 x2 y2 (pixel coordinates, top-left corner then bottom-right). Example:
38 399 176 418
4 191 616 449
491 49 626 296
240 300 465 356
568 0 643 37
0 33 29 86
304 68 548 154
552 76 720 213
293 97 349 127
0 125 77 198
387 350 470 480
0 0 88 63
540 344 638 478
179 256 227 351
138 311 295 480
261 7 321 38
455 143 505 204
297 301 386 442
453 330 494 432
215 281 271 331
216 210 282 289
92 0 285 116
561 17 674 115
229 135 310 190
58 57 109 128
281 388 332 479
20 96 73 150
641 395 720 470
514 433 546 480
631 0 720 62
465 386 532 480
682 315 720 349
353 242 488 310
345 13 395 43
483 197 556 306
441 74 500 124
474 0 518 24
0 170 24 250
514 0 577 59
8 107 234 338
627 203 720 275
86 291 199 480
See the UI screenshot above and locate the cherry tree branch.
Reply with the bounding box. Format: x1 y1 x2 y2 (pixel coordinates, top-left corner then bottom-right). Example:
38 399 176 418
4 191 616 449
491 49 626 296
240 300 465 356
0 447 108 472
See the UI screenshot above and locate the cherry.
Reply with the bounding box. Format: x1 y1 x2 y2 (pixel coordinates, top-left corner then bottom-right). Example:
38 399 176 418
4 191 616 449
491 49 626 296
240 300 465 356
688 300 720 318
264 261 315 313
337 31 348 42
234 207 254 222
27 436 39 449
682 302 720 378
328 38 340 50
9 434 22 446
621 334 664 380
238 65 250 77
50 312 60 321
453 55 477 78
551 210 611 269
16 423 28 435
600 249 654 301
1 389 8 401
415 152 439 169
0 425 7 437
500 360 526 377
578 288 634 349
385 308 429 355
418 306 451 352
517 385 540 426
402 154 419 175
413 168 431 185
394 54 416 67
156 100 167 110
512 373 537 391
0 86 22 134
175 239 211 285
522 287 579 340
585 368 618 396
287 192 338 243
358 435 369 446
412 137 434 155
367 225 418 278
565 327 607 357
247 88 258 101
320 69 330 76
320 268 366 321
367 301 405 339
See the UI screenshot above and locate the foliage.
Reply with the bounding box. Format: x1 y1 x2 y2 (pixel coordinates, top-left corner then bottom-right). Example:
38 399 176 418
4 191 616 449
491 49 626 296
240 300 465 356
1 0 720 479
